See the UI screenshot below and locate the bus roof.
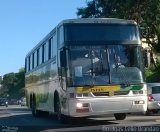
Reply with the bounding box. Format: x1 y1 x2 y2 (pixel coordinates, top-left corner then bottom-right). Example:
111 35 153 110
57 18 137 27
25 18 137 58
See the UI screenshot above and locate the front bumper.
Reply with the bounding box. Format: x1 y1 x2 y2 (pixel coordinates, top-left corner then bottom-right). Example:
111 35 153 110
67 96 147 117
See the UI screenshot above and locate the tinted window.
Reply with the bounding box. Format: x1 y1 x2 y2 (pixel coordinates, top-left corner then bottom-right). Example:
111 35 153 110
26 58 29 72
152 86 160 93
58 26 64 46
34 51 37 68
69 45 144 86
44 43 48 62
39 47 42 64
52 35 57 57
65 24 139 42
48 37 52 59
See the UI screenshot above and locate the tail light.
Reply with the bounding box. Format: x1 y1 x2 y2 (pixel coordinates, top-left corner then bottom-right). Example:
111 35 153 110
148 95 154 101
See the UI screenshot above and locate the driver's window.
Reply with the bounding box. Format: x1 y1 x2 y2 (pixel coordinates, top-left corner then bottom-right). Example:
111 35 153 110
109 45 128 68
71 50 90 77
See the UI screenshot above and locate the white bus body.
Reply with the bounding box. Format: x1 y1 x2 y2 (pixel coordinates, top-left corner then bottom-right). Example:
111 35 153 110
25 18 147 121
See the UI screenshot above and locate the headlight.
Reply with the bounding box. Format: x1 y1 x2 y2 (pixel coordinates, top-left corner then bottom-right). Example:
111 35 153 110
76 102 83 108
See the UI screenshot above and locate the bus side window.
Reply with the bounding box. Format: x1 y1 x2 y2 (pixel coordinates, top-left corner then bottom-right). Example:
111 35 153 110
60 48 66 67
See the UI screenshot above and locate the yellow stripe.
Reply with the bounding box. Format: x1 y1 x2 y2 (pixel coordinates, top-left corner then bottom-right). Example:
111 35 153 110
76 85 120 93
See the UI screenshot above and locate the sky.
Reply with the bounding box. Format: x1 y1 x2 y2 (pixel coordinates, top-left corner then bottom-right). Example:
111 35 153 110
0 0 86 76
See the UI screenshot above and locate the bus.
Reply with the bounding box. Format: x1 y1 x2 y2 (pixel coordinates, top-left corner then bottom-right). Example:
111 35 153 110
25 18 147 122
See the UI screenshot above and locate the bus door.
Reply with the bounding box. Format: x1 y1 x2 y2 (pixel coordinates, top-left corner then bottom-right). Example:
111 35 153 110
58 48 67 91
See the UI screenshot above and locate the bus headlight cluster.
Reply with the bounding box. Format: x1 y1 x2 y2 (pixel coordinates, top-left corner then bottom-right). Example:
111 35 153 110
76 102 89 108
76 102 83 108
76 102 90 113
133 90 144 95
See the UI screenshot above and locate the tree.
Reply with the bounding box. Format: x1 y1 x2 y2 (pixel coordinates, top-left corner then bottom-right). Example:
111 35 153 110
77 0 160 82
2 73 15 95
77 0 160 52
0 76 2 84
1 68 25 98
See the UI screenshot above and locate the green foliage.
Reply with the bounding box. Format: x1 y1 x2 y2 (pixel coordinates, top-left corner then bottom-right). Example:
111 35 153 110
145 64 160 82
2 73 15 91
77 0 160 82
1 68 25 99
77 0 160 52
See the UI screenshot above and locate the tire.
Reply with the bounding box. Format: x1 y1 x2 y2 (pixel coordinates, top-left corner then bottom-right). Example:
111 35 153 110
56 97 69 123
153 110 158 114
31 97 42 117
114 113 126 120
31 98 37 117
144 109 151 116
56 98 63 121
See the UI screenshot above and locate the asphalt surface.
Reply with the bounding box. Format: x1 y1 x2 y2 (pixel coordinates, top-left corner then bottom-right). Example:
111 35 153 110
0 105 160 132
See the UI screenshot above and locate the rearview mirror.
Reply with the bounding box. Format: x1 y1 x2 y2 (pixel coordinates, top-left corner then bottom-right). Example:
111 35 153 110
143 49 150 67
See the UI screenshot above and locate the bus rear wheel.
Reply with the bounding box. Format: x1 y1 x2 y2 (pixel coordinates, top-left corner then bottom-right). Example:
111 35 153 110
31 97 42 117
31 99 37 116
114 113 126 120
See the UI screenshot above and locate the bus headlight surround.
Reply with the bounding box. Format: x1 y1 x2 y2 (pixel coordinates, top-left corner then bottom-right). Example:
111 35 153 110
69 93 89 98
76 93 89 98
76 102 90 113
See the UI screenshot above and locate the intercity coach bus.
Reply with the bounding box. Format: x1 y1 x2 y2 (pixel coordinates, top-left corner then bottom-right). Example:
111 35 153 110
25 18 147 122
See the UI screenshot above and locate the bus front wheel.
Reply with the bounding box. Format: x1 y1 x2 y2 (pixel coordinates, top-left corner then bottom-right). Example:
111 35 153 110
55 97 69 123
114 113 126 120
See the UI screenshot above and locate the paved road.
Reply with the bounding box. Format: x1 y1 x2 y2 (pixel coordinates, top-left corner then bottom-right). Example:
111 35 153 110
0 105 160 132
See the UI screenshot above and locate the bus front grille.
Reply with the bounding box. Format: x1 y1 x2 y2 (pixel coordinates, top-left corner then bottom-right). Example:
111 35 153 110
92 91 129 96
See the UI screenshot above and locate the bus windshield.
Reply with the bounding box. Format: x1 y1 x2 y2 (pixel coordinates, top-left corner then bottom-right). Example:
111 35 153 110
69 45 144 86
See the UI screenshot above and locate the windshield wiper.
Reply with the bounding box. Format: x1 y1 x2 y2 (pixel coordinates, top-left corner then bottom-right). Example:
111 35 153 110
116 68 131 85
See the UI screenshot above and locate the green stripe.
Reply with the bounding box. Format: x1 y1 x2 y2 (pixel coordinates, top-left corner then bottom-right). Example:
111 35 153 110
130 85 143 90
120 85 143 91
